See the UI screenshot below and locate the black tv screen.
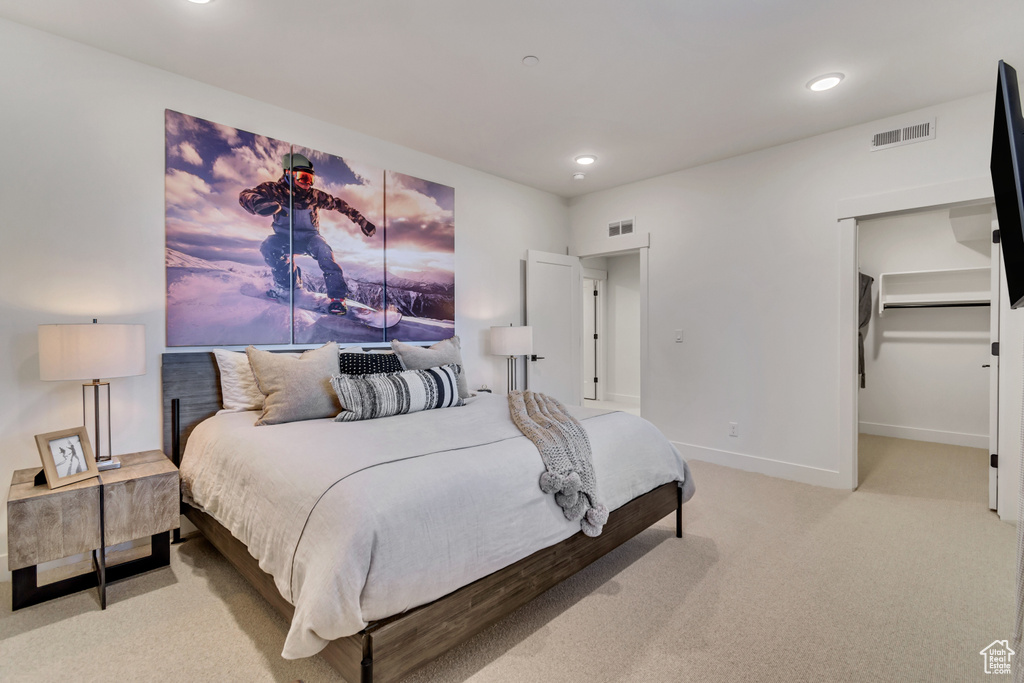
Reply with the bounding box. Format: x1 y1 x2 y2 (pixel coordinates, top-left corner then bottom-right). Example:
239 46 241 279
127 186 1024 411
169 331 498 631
992 60 1024 309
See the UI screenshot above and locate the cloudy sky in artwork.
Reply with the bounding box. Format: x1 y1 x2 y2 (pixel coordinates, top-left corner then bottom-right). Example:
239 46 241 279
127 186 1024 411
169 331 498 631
165 110 454 286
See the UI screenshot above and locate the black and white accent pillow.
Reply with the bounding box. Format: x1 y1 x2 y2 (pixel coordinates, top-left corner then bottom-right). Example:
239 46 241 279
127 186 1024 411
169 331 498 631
331 364 464 422
338 351 403 375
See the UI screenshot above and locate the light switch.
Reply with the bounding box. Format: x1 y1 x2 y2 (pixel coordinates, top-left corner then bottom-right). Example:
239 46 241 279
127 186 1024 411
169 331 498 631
674 329 683 343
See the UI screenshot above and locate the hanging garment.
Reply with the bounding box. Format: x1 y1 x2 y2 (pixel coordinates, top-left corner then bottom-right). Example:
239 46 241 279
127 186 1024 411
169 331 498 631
859 272 875 388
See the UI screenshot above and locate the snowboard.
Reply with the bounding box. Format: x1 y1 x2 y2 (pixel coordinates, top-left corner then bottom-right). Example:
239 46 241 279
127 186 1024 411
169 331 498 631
240 282 402 329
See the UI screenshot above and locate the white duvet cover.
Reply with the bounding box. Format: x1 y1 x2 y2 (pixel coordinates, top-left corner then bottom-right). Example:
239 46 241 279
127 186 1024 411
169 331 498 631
180 394 692 659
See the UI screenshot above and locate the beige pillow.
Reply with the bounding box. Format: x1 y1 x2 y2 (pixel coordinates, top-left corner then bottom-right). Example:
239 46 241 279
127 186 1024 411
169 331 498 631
390 336 469 399
246 343 341 425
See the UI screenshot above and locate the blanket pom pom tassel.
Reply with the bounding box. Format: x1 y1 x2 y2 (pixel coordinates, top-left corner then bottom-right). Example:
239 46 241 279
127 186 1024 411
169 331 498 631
580 518 602 537
580 504 608 537
539 472 564 494
586 504 609 527
555 489 579 510
561 494 587 521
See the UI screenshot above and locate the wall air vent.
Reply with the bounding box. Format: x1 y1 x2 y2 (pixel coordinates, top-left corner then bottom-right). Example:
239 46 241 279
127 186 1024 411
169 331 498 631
870 118 936 151
608 218 635 237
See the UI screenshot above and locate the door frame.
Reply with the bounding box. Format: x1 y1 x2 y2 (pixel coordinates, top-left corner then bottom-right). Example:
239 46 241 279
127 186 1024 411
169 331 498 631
577 241 650 416
837 178 995 492
582 269 607 401
989 215 1001 511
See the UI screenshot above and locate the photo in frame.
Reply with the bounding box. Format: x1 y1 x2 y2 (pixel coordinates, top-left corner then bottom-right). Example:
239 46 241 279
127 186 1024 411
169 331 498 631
34 426 100 489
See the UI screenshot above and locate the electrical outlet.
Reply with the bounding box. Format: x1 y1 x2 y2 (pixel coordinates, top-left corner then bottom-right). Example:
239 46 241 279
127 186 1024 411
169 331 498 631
674 329 683 343
728 422 739 437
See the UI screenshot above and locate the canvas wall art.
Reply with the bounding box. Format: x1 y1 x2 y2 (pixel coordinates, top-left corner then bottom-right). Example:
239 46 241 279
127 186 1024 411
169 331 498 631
382 171 456 342
165 110 455 346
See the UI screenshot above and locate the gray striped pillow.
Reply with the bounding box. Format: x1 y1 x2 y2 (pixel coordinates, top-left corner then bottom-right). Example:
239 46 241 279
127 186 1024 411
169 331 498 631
331 364 464 422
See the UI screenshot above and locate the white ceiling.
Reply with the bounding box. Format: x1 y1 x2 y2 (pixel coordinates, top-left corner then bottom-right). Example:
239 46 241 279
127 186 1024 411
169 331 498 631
3 0 1024 198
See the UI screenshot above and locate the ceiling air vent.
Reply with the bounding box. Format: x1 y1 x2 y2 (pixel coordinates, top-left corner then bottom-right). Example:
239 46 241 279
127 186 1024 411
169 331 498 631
608 218 635 237
870 118 936 151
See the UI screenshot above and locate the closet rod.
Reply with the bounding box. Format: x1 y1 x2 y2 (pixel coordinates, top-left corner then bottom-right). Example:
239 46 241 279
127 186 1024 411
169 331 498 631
882 302 991 310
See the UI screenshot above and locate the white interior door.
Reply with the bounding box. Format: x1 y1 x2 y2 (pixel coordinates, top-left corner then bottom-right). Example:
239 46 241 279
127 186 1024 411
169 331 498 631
526 250 582 405
991 216 1001 511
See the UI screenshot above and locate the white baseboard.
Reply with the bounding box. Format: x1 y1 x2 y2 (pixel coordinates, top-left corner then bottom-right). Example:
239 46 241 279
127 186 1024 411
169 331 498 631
858 422 987 449
605 393 640 405
672 441 847 489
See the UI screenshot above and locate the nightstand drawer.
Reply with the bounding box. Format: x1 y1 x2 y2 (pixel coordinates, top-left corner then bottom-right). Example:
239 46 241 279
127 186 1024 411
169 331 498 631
100 451 179 547
7 479 102 570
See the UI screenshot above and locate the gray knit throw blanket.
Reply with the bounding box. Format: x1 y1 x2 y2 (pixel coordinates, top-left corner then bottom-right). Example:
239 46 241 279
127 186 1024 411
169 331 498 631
508 390 609 537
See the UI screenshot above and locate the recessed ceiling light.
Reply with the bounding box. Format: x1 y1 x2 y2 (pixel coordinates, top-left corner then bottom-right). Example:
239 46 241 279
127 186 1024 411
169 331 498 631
807 73 844 92
572 172 586 181
522 56 539 67
575 155 597 165
188 0 212 4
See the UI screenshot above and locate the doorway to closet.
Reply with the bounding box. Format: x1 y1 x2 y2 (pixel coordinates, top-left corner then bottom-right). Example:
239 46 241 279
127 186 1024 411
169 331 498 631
581 252 642 416
856 204 996 507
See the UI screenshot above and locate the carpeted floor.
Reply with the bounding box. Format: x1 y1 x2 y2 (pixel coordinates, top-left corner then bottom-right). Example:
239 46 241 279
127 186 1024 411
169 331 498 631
0 435 1014 682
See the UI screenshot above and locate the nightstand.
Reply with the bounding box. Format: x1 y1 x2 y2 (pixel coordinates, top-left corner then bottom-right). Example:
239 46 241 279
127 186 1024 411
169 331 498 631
7 449 179 610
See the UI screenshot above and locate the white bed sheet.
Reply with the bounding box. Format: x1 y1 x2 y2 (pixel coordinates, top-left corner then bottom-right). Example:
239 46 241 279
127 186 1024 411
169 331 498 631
180 393 691 659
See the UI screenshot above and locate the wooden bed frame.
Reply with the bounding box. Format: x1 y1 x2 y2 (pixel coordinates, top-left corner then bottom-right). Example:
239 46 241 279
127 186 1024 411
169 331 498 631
162 351 683 683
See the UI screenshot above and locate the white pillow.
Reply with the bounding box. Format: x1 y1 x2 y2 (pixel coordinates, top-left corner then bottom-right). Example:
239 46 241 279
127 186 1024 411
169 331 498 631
213 349 298 412
339 346 366 354
340 346 395 354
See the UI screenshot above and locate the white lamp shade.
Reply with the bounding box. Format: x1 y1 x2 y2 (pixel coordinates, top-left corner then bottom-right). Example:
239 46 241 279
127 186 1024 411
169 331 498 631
490 325 533 356
39 323 146 381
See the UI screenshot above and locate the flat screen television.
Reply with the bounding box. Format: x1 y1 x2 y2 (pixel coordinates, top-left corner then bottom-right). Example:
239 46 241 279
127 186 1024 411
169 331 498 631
992 60 1024 309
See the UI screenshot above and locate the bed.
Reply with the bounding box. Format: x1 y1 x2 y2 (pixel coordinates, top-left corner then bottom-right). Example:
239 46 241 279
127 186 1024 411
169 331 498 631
162 350 694 682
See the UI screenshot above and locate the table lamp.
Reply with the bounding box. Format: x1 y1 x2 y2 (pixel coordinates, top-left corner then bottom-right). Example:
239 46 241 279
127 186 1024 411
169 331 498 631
38 320 146 468
490 325 533 393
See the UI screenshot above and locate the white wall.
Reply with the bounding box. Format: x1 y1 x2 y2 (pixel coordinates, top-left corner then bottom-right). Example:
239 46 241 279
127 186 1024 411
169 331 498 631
569 91 1004 490
0 19 569 570
858 209 991 447
605 253 641 404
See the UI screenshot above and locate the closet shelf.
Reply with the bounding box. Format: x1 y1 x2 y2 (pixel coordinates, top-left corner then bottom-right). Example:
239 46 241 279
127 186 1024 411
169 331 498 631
877 267 991 315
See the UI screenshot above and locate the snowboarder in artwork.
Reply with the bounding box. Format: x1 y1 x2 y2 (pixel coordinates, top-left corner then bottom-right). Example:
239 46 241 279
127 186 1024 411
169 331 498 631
239 153 376 316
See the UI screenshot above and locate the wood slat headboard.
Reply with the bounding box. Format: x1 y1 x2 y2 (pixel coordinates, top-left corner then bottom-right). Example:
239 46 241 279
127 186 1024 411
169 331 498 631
161 352 222 465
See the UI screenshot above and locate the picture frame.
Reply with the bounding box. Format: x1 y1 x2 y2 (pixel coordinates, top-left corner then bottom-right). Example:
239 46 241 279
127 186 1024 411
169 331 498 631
34 426 99 489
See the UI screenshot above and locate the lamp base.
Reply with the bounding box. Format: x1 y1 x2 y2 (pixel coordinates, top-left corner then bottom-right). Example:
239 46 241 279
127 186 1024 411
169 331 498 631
83 381 113 460
97 457 121 471
506 356 519 394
